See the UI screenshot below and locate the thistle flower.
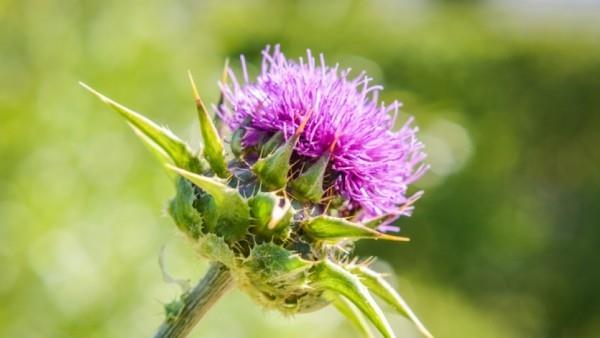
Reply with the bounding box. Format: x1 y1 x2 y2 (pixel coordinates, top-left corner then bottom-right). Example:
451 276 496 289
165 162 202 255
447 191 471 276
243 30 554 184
220 46 428 229
81 46 432 338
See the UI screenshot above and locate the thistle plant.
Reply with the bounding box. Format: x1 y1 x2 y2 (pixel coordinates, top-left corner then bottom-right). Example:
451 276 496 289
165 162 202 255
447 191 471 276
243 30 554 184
81 45 431 338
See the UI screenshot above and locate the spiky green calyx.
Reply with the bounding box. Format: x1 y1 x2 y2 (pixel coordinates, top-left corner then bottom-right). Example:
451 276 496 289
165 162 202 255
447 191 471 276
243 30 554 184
252 133 298 190
83 79 432 338
289 135 336 202
252 111 311 190
289 152 329 202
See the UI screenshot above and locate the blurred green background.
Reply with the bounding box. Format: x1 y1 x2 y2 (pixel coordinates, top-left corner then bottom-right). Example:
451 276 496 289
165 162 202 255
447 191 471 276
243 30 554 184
1 0 599 337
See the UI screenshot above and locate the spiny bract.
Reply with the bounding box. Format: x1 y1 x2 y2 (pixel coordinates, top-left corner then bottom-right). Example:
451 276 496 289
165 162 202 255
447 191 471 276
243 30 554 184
81 46 432 338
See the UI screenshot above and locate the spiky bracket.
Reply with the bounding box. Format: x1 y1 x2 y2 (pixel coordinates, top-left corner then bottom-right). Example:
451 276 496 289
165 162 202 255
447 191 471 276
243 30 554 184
80 75 432 338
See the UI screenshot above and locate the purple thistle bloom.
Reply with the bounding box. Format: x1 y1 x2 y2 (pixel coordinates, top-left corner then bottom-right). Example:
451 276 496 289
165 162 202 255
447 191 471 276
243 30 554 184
220 45 428 229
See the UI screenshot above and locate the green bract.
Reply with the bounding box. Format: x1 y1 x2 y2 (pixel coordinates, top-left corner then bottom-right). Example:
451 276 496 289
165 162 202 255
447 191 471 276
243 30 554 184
81 77 432 338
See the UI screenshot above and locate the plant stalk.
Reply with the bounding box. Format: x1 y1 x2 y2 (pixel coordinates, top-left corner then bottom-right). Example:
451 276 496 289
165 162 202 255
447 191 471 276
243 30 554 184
153 262 233 338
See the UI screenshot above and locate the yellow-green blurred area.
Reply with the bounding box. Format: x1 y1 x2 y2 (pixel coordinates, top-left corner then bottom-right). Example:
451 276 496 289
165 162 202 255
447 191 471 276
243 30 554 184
2 0 600 337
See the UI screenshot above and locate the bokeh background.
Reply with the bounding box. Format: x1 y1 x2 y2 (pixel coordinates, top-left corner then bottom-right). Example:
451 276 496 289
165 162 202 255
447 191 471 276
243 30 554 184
2 0 600 337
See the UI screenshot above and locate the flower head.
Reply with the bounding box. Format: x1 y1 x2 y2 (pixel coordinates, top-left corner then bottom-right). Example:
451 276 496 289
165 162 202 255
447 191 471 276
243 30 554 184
220 46 428 226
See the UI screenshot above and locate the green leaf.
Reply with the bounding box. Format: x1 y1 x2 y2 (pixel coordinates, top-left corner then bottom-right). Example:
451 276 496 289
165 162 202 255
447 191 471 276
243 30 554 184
303 215 410 242
351 265 433 338
188 72 230 178
313 259 395 338
327 292 374 338
167 164 250 242
80 82 206 173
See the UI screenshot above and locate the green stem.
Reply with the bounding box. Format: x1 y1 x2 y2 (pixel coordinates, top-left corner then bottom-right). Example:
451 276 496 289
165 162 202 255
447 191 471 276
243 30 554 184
153 262 233 338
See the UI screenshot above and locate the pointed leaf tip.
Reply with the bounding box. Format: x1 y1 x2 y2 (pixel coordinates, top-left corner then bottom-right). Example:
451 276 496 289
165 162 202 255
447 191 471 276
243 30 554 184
187 70 202 105
187 72 230 178
315 260 395 338
328 292 374 338
352 266 433 338
303 215 410 242
80 82 205 173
